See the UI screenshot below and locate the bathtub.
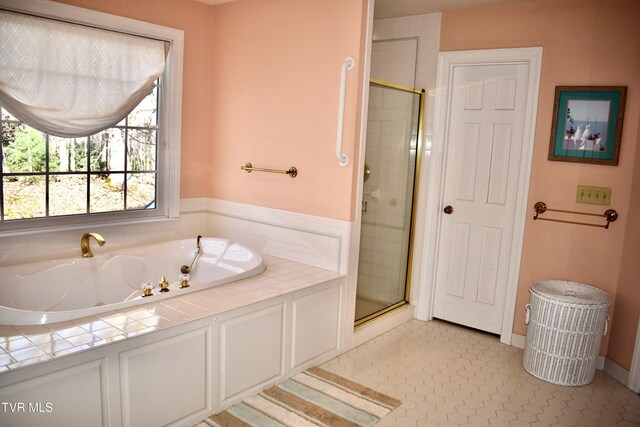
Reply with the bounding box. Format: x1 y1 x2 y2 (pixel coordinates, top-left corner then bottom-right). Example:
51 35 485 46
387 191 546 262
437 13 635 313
0 237 265 325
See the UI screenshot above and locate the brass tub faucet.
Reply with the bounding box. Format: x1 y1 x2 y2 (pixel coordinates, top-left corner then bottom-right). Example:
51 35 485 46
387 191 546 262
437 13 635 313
81 232 106 258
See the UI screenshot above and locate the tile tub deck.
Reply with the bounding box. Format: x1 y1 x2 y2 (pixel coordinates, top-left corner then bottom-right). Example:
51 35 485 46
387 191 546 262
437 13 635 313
0 256 342 374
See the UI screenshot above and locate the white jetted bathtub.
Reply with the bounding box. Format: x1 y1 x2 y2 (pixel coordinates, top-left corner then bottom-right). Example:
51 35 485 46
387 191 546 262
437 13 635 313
0 237 265 325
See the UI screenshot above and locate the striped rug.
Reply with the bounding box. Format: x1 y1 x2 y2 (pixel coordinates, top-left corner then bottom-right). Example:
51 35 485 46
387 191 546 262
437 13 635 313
207 367 401 427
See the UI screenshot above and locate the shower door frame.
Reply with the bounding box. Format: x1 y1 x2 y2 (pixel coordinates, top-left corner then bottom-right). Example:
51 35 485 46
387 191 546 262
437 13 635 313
354 79 426 327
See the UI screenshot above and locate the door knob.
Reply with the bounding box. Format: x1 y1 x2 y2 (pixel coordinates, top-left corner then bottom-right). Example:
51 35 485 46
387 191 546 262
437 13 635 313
443 205 453 214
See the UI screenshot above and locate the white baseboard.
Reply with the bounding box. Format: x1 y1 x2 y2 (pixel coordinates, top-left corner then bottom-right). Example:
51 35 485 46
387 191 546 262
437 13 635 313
604 357 630 386
511 333 525 349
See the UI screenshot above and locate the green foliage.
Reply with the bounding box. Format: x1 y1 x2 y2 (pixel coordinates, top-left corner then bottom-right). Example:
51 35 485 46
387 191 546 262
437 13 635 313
2 125 53 173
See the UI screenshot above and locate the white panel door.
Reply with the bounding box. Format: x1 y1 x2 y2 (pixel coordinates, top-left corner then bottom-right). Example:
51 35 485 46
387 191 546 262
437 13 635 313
433 63 529 334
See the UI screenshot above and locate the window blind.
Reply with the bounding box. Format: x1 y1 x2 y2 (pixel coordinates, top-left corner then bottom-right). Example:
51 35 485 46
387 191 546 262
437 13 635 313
0 10 167 137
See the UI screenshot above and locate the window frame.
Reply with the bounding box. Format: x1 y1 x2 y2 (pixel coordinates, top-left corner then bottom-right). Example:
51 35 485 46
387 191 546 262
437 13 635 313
0 0 183 236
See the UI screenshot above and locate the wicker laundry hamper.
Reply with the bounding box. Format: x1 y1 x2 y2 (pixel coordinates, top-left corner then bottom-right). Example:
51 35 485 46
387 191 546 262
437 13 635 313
523 280 611 386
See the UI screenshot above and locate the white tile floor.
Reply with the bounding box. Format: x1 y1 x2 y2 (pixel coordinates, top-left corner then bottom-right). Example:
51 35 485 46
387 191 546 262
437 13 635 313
320 319 640 427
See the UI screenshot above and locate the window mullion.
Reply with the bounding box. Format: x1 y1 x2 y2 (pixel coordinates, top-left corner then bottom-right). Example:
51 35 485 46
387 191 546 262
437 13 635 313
124 118 128 211
45 133 50 217
0 109 4 222
86 136 90 214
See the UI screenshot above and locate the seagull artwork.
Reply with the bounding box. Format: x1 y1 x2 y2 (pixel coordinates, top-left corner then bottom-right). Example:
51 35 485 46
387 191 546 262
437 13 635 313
574 125 582 140
581 124 592 141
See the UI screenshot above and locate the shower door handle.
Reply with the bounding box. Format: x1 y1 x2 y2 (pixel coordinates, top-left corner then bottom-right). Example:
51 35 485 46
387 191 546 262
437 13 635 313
443 205 453 214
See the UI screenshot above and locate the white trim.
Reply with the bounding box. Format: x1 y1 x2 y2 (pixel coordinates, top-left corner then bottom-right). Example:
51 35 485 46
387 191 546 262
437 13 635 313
604 357 630 387
0 0 184 227
183 198 350 273
353 304 415 348
417 48 543 347
163 33 184 219
628 316 640 392
511 333 526 349
342 0 375 351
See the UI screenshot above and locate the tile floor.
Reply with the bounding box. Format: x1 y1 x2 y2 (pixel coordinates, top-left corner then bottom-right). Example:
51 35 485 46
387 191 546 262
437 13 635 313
319 319 640 427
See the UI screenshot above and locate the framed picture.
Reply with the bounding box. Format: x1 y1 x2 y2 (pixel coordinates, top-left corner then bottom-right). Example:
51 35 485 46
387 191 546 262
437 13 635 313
548 86 626 165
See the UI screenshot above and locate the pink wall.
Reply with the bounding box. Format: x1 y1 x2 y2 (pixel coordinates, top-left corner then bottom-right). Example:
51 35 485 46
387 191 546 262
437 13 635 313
441 0 640 367
53 0 366 220
54 0 214 199
208 0 365 220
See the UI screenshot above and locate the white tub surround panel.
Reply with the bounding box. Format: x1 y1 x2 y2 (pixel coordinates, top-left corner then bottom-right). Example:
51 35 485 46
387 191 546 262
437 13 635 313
0 197 349 273
0 256 344 427
0 210 207 268
181 198 350 273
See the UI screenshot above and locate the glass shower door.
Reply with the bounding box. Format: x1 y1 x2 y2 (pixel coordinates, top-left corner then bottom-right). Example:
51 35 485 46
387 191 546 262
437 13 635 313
355 81 423 325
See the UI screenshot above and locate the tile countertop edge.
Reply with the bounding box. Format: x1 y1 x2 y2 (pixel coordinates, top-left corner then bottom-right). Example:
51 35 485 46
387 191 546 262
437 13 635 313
0 255 344 374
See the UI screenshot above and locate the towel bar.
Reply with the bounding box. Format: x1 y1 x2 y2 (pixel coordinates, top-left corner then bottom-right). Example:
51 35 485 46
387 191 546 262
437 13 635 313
533 201 618 229
241 162 297 178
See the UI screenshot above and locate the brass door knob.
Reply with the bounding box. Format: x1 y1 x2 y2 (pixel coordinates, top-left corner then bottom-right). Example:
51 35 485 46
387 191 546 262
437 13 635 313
443 205 453 214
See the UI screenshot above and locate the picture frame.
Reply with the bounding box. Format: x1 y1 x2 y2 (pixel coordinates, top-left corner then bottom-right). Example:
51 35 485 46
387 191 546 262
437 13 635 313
548 86 626 165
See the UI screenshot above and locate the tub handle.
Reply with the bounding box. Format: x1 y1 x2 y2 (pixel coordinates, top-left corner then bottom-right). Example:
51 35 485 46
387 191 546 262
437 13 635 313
525 304 531 325
603 315 610 336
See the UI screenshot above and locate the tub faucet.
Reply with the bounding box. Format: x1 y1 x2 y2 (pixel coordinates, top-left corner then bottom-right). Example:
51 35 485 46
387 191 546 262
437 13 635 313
81 232 106 258
180 235 202 274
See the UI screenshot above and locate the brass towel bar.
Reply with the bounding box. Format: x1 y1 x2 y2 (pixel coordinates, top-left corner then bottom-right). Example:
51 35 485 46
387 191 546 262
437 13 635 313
241 162 298 178
533 201 618 229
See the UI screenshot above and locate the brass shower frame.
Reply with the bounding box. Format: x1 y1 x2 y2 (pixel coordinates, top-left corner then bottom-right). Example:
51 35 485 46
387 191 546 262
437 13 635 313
355 79 426 328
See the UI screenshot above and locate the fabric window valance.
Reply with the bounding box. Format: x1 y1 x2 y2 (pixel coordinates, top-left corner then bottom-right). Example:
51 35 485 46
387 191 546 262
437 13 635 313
0 10 167 137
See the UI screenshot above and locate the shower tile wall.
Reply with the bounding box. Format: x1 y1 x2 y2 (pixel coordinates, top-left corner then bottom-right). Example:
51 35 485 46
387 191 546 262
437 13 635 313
370 38 417 88
357 38 418 305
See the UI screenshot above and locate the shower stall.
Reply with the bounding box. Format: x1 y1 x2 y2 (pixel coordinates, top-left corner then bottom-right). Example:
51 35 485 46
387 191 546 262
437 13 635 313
355 79 424 325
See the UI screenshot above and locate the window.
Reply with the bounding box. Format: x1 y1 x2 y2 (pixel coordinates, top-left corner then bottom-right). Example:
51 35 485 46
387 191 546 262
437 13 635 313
1 84 159 220
0 1 183 234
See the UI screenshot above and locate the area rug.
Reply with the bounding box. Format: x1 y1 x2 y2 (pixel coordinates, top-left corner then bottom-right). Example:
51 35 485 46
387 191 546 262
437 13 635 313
207 367 401 427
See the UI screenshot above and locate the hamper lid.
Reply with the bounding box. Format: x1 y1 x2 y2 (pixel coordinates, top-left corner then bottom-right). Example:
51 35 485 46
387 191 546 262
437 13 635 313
530 280 611 305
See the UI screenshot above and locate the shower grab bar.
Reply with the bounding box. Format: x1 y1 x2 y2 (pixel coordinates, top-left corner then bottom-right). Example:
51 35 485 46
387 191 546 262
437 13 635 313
533 201 618 229
336 57 355 167
241 162 298 178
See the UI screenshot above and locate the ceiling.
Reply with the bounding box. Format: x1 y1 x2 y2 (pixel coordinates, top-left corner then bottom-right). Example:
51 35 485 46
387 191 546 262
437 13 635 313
374 0 532 19
194 0 533 18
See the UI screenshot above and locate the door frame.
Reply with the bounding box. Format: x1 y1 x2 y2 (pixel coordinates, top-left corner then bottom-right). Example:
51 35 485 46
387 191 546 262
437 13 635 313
416 47 542 345
628 316 640 392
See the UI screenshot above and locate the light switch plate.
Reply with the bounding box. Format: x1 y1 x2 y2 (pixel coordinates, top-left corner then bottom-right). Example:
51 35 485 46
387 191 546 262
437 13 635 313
576 185 612 206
